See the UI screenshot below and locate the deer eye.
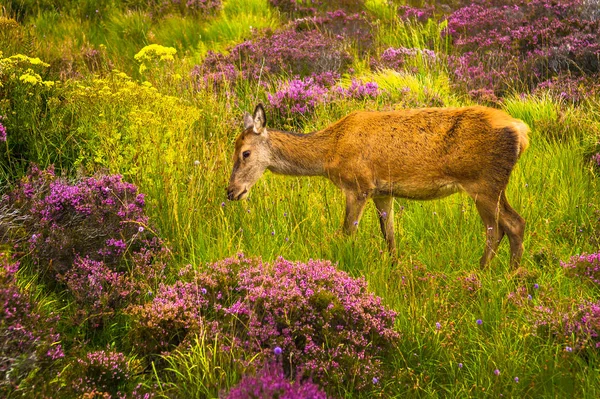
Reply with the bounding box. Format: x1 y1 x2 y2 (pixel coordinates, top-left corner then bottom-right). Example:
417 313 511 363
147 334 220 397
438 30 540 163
242 150 251 159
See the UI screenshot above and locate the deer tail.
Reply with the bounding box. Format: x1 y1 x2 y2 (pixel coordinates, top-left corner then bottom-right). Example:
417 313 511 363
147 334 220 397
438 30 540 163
511 119 530 157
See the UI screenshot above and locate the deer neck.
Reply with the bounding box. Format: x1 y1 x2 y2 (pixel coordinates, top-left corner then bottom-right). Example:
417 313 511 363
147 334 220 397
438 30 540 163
267 129 330 177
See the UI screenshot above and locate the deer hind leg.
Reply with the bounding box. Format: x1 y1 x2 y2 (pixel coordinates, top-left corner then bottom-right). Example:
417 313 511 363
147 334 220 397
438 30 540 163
373 196 396 258
343 190 369 235
498 192 526 268
469 191 506 268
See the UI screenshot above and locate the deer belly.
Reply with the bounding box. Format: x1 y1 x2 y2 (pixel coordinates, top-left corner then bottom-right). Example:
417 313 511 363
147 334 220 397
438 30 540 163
375 179 463 200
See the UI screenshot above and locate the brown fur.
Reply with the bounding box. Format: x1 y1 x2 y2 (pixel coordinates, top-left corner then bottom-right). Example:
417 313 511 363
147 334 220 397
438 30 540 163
228 104 530 267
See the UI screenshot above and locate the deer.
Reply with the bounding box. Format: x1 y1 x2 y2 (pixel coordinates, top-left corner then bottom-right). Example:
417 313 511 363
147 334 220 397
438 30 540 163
227 104 530 268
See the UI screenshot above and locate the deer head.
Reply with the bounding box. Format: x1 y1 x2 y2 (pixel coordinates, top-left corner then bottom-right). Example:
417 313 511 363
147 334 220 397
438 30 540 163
227 104 271 201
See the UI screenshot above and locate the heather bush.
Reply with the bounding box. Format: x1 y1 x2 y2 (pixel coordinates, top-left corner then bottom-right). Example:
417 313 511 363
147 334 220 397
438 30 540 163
0 256 63 396
562 253 600 286
269 0 365 16
293 10 375 54
123 0 222 18
533 300 600 352
397 4 435 23
225 361 327 399
267 75 379 123
0 117 6 143
372 46 438 72
444 0 600 96
127 255 399 391
194 26 352 88
67 348 152 398
2 166 167 327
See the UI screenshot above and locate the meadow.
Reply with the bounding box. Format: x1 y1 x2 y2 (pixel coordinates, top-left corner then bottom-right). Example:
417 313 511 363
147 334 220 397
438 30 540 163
1 0 600 397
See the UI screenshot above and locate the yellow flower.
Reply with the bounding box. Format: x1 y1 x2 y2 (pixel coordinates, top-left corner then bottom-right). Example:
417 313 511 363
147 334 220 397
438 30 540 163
19 70 42 85
9 54 50 67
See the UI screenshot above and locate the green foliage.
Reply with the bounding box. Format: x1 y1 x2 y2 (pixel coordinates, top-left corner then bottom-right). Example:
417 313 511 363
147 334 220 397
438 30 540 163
155 333 257 398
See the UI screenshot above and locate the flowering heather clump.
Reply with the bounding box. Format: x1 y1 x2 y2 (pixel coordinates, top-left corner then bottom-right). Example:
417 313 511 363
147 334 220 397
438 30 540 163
267 77 329 118
507 286 533 307
61 256 138 327
226 257 398 388
443 0 600 95
5 165 153 272
0 256 63 395
267 75 379 121
2 166 167 327
397 5 435 23
126 280 217 355
456 272 482 296
225 362 327 399
269 0 365 16
0 117 6 142
127 255 399 390
135 0 221 18
343 79 380 99
533 300 600 351
565 301 600 350
194 27 352 88
69 349 151 398
294 10 374 54
534 76 600 104
592 153 600 168
562 253 600 286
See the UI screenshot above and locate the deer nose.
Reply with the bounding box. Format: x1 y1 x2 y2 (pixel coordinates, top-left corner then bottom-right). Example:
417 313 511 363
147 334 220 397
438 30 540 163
227 188 235 201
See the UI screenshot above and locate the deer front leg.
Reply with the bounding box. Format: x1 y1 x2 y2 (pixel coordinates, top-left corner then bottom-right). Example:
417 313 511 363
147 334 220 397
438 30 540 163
343 190 369 235
373 196 396 257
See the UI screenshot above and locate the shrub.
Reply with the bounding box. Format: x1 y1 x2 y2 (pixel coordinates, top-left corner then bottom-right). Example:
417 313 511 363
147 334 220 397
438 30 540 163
267 75 379 123
533 300 600 352
371 46 439 74
2 166 167 327
123 0 222 18
194 26 352 88
0 117 6 143
127 255 399 391
63 348 153 398
225 361 327 399
443 0 600 96
269 0 365 17
293 10 375 54
562 253 600 286
0 256 63 396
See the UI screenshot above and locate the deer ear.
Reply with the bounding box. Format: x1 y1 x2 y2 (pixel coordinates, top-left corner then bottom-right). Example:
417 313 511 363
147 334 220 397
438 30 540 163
243 112 254 130
252 104 267 134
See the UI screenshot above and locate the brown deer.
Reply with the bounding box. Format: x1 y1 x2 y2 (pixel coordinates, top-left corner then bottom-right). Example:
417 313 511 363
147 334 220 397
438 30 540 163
227 104 530 267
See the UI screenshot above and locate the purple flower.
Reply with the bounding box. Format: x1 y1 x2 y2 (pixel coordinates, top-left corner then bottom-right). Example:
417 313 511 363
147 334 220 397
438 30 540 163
534 283 539 289
565 346 573 352
0 120 6 142
435 322 441 330
514 376 519 383
494 369 500 376
225 362 326 399
458 363 463 368
127 255 399 388
221 202 226 207
476 319 483 325
372 377 379 384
